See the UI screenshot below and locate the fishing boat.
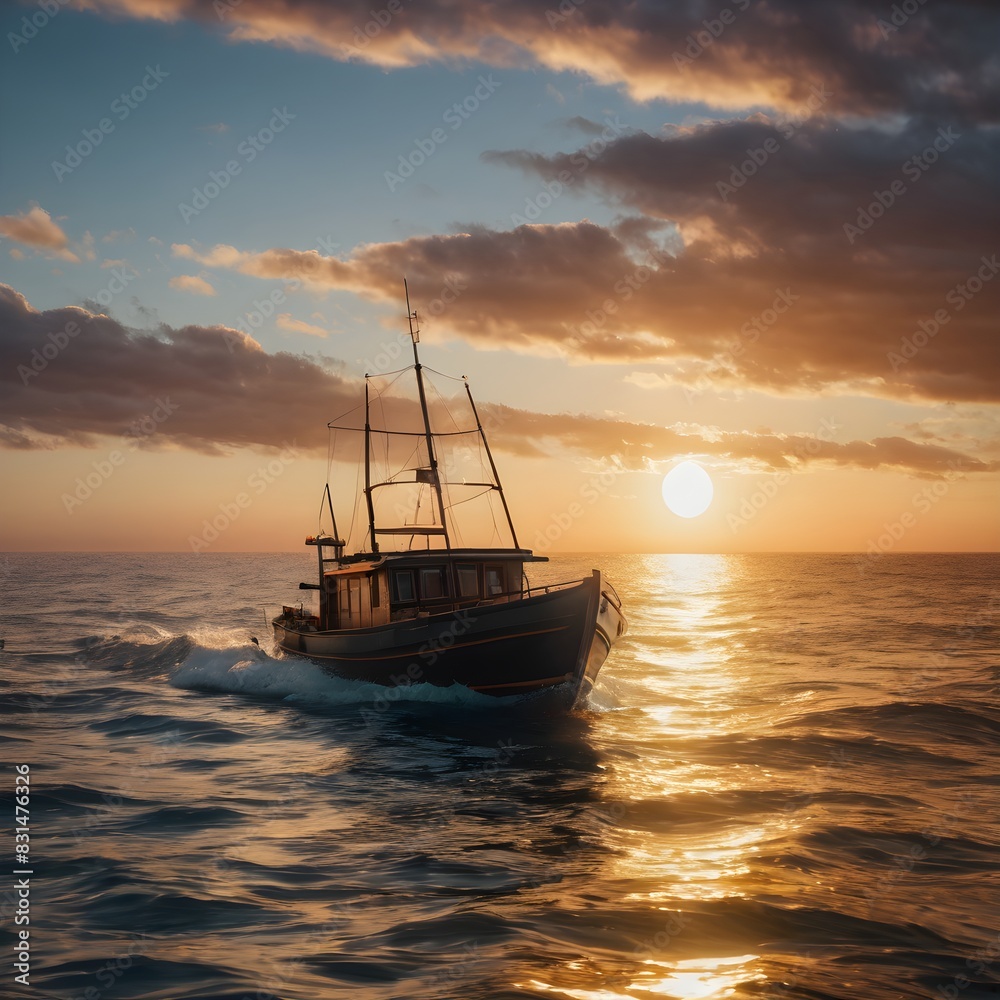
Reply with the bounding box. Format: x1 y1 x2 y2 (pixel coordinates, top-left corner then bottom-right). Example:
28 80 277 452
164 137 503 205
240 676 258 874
272 284 626 705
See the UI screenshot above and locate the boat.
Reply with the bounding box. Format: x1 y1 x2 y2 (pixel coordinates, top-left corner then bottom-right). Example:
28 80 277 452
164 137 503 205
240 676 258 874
272 283 626 706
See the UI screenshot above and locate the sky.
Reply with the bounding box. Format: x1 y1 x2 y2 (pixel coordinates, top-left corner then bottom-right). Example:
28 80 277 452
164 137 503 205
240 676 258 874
1 0 998 554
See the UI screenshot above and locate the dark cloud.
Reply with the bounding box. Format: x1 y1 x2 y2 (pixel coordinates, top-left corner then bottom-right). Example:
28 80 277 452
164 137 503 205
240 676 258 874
74 1 1000 120
0 284 350 455
477 117 1000 401
1 285 993 478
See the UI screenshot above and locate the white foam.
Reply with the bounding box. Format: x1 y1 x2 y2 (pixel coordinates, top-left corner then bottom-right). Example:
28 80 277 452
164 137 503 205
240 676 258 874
170 642 519 708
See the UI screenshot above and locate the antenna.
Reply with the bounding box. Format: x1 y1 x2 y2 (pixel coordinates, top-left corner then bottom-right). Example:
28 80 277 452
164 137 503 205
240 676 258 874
404 277 419 345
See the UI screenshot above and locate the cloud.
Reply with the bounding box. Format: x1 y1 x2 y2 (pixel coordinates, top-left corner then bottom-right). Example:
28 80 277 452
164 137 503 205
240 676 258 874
474 117 1000 402
276 313 328 337
0 284 993 480
0 284 343 455
102 227 136 244
118 5 995 410
169 274 217 296
165 202 1000 404
484 403 995 479
69 1 1000 120
0 205 78 261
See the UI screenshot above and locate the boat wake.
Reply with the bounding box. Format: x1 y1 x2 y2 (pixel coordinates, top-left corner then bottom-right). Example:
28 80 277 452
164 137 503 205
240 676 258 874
78 628 554 710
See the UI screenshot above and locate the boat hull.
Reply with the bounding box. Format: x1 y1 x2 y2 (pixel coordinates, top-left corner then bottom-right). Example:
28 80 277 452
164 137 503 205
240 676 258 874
272 570 625 705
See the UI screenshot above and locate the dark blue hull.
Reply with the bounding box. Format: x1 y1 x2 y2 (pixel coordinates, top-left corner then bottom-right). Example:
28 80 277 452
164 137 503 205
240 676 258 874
273 571 625 704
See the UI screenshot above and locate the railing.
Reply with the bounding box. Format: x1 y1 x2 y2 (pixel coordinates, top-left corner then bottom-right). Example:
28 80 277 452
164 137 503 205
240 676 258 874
386 576 591 621
522 576 589 599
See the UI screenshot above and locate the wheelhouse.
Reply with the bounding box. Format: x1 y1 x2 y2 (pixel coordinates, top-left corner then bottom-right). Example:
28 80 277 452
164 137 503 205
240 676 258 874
304 539 541 630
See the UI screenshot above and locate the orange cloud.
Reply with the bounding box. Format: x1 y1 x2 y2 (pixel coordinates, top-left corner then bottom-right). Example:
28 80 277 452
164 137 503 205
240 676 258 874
169 274 217 296
276 313 328 337
171 206 1000 404
1 284 994 481
0 205 78 261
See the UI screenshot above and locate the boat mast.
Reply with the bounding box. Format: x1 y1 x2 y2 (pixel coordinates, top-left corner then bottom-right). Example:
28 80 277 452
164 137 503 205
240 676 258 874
405 279 451 549
363 378 379 554
463 378 520 549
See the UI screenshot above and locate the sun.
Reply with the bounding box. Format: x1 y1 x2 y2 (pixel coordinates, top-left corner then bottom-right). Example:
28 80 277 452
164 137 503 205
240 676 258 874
662 461 714 518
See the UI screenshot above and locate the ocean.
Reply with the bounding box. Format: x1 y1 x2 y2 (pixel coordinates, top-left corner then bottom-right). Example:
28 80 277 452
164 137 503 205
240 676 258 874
1 551 998 1000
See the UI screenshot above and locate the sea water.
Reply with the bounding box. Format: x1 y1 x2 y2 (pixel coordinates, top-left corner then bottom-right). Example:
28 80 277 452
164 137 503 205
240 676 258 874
1 552 998 999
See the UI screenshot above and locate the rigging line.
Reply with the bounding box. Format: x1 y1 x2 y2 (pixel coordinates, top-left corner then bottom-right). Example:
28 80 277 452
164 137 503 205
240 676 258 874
433 379 463 436
322 427 335 534
381 438 422 482
325 427 335 509
365 364 414 379
326 400 365 427
443 487 494 510
376 384 390 479
488 487 502 547
421 365 467 382
366 367 409 406
429 371 469 438
345 429 362 551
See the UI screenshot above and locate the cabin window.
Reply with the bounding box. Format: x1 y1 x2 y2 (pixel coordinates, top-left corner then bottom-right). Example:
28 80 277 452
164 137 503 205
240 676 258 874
393 570 415 603
456 564 479 599
485 565 504 597
420 566 447 600
370 573 380 608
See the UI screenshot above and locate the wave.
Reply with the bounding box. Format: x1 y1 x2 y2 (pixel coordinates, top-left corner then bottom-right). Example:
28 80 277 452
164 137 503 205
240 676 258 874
779 701 1000 747
166 637 545 712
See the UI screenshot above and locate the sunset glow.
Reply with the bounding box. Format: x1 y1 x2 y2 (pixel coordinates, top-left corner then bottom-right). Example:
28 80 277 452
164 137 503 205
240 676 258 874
1 2 997 554
662 462 714 519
